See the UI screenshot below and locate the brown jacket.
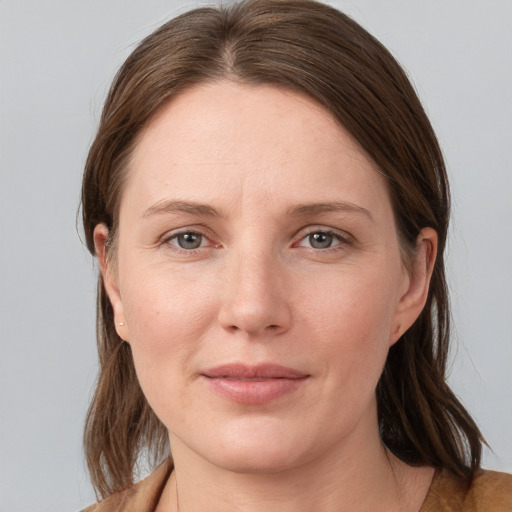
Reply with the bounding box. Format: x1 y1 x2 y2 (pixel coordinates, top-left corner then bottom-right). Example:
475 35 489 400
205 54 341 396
83 460 512 511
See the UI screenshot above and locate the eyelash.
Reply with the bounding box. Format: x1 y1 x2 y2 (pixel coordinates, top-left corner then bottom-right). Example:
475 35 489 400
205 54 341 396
294 227 353 252
160 226 354 254
161 228 218 254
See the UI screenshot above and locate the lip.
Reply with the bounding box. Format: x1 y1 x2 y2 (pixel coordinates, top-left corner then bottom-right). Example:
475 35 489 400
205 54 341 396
201 364 309 405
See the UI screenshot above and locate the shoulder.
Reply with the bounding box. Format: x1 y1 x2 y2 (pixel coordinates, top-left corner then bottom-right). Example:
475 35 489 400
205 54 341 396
421 468 512 512
467 470 512 509
81 459 173 512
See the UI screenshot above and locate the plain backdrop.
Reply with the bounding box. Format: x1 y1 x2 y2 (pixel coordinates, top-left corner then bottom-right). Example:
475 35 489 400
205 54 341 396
1 1 511 510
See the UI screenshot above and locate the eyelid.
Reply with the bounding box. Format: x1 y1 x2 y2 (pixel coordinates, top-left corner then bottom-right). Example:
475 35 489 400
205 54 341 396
157 224 354 252
293 225 355 248
159 226 221 251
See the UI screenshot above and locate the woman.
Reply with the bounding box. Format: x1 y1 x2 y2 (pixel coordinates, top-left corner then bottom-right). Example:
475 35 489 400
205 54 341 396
81 0 512 510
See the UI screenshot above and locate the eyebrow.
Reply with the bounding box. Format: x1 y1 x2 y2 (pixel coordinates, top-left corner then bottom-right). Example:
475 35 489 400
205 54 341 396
142 199 373 221
287 201 374 221
142 200 221 218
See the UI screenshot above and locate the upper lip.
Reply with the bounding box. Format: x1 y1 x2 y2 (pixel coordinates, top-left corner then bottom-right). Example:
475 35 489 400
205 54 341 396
202 363 309 379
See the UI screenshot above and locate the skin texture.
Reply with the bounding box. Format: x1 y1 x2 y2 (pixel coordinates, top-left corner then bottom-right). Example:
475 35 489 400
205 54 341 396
95 82 437 511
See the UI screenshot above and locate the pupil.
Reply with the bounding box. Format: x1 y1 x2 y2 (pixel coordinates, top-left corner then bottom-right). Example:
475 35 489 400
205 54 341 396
178 232 202 249
310 232 332 249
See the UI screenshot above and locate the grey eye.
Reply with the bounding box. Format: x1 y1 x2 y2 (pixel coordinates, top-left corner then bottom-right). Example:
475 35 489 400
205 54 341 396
308 232 334 249
174 232 204 250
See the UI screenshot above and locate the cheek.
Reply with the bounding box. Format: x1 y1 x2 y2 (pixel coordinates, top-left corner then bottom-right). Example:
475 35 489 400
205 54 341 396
305 265 399 339
120 266 218 399
124 263 215 337
301 267 400 387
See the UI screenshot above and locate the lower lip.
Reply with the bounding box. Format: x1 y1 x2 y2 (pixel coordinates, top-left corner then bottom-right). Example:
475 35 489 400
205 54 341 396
202 376 308 405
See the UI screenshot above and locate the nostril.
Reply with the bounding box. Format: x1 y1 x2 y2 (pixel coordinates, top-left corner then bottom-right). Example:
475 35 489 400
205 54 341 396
226 323 281 333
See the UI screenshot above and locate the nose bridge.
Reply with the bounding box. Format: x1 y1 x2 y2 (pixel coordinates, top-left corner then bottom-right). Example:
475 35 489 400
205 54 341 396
218 238 291 336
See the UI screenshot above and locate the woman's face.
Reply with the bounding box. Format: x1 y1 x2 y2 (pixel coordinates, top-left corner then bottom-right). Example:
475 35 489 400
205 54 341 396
97 82 433 473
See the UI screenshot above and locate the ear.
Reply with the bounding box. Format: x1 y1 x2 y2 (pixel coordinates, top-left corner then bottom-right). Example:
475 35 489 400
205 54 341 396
390 227 438 346
93 224 130 342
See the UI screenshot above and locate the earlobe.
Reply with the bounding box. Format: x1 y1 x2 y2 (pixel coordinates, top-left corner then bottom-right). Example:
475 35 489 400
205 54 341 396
390 227 438 345
93 224 130 341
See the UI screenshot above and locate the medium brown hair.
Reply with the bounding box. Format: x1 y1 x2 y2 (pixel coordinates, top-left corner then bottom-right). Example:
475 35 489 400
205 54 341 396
81 0 484 499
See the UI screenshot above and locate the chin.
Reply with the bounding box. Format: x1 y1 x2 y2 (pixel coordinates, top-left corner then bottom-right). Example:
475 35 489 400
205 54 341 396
187 419 309 475
208 444 301 475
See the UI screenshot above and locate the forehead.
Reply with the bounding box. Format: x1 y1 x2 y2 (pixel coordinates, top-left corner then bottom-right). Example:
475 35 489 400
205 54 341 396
122 81 391 219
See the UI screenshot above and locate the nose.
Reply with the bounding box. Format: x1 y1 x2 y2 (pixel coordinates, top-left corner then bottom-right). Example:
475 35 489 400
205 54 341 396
217 248 292 337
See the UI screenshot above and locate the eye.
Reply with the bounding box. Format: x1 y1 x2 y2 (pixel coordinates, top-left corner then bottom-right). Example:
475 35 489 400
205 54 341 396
307 232 335 249
168 231 207 250
296 230 348 250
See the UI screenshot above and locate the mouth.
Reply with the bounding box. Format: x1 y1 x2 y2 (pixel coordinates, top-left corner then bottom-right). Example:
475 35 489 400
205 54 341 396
201 363 310 405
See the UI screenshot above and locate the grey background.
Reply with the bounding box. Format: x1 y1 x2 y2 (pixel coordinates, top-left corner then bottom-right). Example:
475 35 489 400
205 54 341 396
1 1 511 510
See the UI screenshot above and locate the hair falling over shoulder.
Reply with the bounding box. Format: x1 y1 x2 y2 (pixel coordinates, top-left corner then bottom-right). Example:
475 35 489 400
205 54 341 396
81 0 485 499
